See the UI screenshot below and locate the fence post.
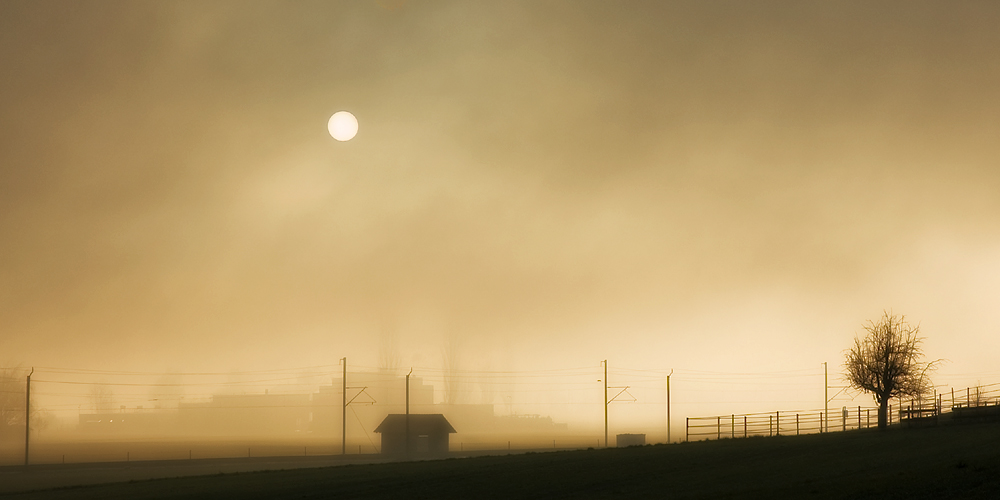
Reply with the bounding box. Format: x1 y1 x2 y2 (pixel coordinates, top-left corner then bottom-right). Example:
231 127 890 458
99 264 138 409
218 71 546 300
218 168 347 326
744 415 747 438
867 409 870 428
717 416 721 440
968 387 970 407
796 414 799 435
889 404 892 425
731 414 735 438
686 418 689 442
857 406 861 429
769 415 773 437
776 411 780 436
819 412 823 433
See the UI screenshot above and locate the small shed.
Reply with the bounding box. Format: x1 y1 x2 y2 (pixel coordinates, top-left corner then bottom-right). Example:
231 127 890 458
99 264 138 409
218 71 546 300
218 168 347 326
616 433 646 447
374 414 456 455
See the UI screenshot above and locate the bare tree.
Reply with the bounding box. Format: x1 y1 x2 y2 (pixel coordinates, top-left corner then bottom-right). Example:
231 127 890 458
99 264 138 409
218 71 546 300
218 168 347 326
845 311 938 430
1 366 52 440
971 381 985 407
0 366 26 440
441 331 463 405
477 364 496 406
377 325 401 375
89 381 116 413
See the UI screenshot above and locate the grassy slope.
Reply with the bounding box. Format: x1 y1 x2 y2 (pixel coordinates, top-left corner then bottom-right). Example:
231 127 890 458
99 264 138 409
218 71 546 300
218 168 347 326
3 422 999 499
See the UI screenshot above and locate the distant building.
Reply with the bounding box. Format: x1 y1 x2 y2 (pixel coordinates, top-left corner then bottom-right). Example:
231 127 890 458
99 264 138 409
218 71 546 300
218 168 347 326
77 411 173 436
494 413 568 434
374 414 456 455
616 433 645 447
178 393 312 437
69 372 568 446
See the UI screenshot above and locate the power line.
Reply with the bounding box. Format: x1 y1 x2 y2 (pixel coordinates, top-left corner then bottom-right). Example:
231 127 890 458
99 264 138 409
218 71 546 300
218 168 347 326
31 373 339 387
31 364 339 376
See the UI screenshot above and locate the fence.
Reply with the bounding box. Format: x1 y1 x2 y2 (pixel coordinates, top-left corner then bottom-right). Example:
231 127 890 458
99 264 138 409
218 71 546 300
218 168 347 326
686 406 875 441
685 382 1000 441
945 382 1000 409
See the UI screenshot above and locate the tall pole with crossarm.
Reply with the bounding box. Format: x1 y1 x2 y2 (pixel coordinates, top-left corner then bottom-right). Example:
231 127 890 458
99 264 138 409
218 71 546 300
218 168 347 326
406 367 412 457
341 358 347 455
602 360 608 447
24 367 33 466
824 362 828 433
666 369 673 443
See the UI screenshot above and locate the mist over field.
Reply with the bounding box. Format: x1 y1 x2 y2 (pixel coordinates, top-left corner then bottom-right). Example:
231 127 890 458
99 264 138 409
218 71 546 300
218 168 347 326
2 0 999 460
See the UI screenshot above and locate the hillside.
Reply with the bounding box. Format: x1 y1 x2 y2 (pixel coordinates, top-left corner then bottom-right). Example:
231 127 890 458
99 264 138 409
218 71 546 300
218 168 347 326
3 421 999 499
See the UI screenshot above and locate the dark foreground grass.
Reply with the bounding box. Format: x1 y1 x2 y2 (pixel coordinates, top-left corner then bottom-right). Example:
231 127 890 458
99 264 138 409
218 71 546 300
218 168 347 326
4 422 1000 499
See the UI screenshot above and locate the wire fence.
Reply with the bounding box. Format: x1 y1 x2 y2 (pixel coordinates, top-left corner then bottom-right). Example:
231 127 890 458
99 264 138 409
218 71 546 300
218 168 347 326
686 381 1000 441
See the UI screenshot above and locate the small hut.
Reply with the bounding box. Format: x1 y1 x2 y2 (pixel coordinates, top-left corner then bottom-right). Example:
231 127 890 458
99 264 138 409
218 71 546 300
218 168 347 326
616 433 646 447
374 414 456 455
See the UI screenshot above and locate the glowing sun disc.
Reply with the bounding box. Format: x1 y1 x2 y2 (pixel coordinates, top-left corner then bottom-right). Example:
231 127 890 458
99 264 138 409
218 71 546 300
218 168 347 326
328 111 358 141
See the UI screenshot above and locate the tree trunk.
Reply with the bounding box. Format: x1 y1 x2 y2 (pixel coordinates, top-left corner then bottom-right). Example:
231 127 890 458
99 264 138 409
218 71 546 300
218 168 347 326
878 398 888 430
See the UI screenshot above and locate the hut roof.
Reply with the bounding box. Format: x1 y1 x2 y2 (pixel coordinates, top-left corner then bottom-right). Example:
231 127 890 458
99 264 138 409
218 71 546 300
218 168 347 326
374 414 457 434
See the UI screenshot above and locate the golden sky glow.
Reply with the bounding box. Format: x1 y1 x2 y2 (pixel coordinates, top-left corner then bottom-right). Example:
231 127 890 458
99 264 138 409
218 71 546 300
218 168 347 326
2 1 1000 434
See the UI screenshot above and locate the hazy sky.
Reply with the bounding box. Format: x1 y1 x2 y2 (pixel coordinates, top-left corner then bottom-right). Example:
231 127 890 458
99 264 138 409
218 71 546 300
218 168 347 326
2 1 999 424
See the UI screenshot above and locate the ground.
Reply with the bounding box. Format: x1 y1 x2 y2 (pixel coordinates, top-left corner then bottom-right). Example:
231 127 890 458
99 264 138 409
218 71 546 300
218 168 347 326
2 421 999 499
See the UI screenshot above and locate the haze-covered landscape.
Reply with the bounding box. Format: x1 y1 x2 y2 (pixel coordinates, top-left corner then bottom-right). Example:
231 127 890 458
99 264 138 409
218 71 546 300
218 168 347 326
2 1 1000 498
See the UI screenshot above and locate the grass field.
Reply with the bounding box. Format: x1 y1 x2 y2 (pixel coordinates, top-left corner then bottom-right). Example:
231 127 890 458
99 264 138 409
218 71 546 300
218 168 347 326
2 421 999 499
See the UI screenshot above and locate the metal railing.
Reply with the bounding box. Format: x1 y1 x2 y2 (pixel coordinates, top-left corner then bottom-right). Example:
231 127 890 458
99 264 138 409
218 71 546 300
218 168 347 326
685 382 1000 441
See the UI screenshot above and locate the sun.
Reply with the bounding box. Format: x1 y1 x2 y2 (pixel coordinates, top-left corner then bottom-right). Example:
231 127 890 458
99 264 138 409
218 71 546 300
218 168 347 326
328 111 358 141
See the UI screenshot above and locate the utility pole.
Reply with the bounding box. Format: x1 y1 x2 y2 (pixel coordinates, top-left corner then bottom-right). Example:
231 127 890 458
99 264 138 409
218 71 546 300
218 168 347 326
823 362 828 433
406 368 412 458
602 360 608 448
341 357 347 455
666 369 673 443
24 367 33 466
